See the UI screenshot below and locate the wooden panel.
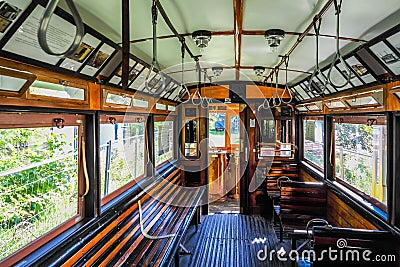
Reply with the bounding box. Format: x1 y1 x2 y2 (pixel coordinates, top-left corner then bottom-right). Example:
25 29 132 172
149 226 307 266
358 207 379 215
245 85 290 99
386 81 400 111
89 83 101 110
326 191 377 230
201 85 229 99
299 169 319 182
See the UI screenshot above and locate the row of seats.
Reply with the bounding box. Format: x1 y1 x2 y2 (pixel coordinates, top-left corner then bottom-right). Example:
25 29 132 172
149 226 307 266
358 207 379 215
22 164 204 267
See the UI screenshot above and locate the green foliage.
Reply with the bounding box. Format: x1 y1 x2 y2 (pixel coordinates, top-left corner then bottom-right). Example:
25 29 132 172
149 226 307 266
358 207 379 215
335 123 373 153
0 127 77 233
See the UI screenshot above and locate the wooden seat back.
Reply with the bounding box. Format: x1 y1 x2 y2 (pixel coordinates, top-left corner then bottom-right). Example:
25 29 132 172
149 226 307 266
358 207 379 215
279 181 327 229
311 226 400 267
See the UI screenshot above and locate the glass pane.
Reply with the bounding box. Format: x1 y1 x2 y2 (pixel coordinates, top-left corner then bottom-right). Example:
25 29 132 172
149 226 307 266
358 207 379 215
154 121 174 166
132 99 149 108
296 106 308 112
230 116 240 145
306 104 321 111
346 56 376 84
0 75 26 92
106 93 132 106
295 85 310 100
303 119 324 168
156 103 167 110
168 105 176 111
209 113 226 147
370 41 400 75
326 100 346 109
335 122 387 205
30 81 85 100
345 96 378 106
0 126 79 259
99 121 145 198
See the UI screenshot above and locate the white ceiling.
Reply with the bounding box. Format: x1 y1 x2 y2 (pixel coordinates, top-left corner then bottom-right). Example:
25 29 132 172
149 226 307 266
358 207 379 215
61 0 400 85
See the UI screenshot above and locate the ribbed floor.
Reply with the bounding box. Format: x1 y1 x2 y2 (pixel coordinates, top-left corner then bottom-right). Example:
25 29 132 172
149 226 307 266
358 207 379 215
189 214 289 267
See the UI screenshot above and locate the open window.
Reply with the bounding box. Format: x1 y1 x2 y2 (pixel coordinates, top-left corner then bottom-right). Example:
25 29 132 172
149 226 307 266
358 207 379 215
0 66 36 97
0 113 85 262
99 114 146 204
334 115 387 214
154 116 174 167
28 78 87 103
302 117 324 170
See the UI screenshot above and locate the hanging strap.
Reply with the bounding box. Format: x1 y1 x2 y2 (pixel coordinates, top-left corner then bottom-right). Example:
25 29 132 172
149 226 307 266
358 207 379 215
38 0 85 57
327 0 351 89
281 55 293 104
145 0 166 94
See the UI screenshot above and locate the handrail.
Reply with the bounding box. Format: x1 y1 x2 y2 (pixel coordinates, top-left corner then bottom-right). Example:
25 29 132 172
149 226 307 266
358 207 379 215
326 0 351 89
38 0 85 57
138 200 176 239
80 137 90 198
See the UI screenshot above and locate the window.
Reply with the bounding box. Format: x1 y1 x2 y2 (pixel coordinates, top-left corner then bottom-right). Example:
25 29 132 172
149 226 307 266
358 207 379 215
230 116 240 145
105 93 132 106
154 119 174 166
100 116 145 200
209 113 226 147
0 114 83 260
303 118 324 169
334 117 387 206
29 80 85 101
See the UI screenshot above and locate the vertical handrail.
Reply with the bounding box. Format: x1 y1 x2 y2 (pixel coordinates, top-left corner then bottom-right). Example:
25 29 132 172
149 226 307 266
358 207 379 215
38 0 85 57
104 140 112 196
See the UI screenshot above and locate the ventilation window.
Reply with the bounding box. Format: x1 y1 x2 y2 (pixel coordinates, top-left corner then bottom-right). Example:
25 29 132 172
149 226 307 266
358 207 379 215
345 96 378 107
168 105 176 111
306 103 322 111
30 81 85 100
296 106 308 112
156 103 167 110
0 67 36 96
325 100 346 109
133 98 149 108
105 93 132 106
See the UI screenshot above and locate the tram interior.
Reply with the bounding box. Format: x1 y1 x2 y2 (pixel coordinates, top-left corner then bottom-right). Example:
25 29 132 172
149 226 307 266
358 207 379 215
0 0 400 266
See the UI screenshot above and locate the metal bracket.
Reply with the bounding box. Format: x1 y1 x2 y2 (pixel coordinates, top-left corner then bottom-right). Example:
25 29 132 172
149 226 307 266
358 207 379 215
54 118 65 129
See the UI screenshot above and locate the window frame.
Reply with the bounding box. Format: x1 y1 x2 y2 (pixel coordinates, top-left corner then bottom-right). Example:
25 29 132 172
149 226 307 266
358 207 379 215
302 116 325 171
154 115 176 169
99 113 147 206
0 112 86 265
332 114 388 213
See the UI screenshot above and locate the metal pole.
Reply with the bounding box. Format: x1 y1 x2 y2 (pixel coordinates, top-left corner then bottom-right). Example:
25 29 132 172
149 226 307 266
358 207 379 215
121 0 130 90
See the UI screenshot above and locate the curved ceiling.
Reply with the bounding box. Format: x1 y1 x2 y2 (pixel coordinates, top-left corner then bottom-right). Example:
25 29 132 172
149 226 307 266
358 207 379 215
61 0 400 85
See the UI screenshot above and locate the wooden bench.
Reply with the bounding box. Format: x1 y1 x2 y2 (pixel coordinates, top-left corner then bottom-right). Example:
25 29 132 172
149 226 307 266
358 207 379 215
274 181 327 242
310 226 400 267
24 164 204 267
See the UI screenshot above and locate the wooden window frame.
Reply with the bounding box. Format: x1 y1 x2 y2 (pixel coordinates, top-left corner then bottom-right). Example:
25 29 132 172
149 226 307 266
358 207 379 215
0 67 36 97
0 112 86 266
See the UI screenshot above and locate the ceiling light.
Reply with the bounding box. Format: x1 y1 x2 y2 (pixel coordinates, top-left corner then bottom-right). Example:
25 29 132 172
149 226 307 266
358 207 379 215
192 30 212 49
212 66 223 77
265 29 285 52
253 66 265 77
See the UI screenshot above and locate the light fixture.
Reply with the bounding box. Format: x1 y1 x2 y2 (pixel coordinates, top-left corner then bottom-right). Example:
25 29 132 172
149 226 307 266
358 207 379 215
264 29 285 52
212 66 223 77
253 66 265 77
192 30 212 49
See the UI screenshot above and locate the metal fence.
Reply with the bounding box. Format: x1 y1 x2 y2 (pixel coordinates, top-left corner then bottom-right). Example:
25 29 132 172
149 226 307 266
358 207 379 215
0 152 78 260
